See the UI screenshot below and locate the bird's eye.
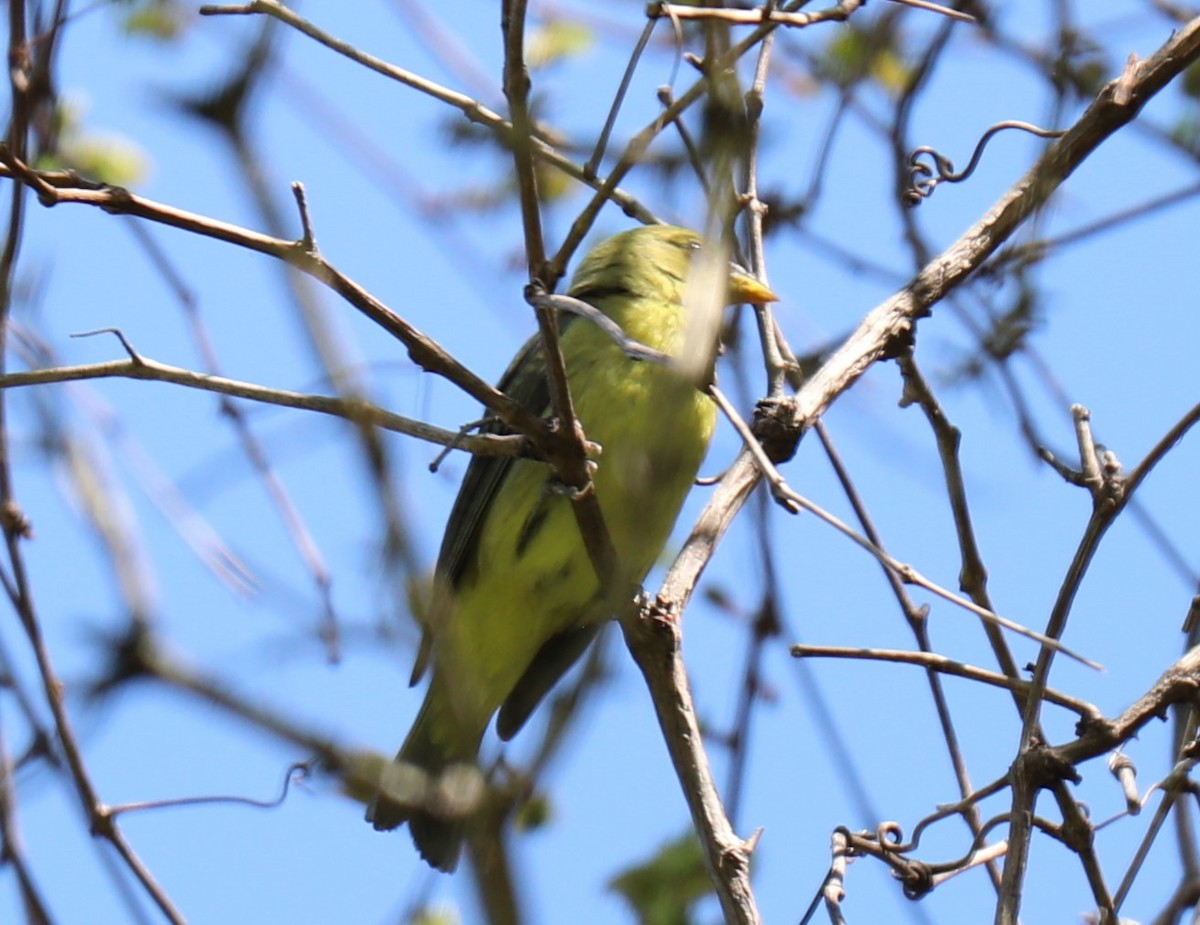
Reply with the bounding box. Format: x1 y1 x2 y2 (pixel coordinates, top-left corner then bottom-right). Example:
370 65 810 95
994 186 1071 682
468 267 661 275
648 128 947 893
686 239 701 251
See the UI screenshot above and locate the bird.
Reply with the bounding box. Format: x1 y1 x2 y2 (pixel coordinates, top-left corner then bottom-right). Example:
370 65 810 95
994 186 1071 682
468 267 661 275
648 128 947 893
367 223 777 871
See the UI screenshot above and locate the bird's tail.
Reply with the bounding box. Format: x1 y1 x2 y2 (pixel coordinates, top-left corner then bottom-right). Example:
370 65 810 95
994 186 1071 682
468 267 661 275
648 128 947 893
366 685 484 873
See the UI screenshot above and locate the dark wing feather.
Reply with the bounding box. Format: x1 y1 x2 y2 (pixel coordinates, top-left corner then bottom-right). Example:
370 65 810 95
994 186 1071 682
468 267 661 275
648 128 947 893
496 622 602 740
437 321 566 585
411 318 576 685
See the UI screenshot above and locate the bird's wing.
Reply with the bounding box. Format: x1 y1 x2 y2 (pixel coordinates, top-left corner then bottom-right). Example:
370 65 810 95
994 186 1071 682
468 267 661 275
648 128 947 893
411 318 576 685
495 621 602 740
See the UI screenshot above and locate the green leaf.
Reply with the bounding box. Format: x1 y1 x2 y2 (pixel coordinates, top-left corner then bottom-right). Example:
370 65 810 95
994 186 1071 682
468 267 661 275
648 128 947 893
1183 59 1200 101
820 24 911 95
408 904 461 925
513 791 553 832
1169 115 1200 155
120 1 188 41
609 832 714 925
526 20 593 70
44 134 147 187
37 100 149 186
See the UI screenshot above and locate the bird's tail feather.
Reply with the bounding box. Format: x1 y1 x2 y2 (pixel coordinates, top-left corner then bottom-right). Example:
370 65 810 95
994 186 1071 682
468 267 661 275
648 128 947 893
366 686 483 873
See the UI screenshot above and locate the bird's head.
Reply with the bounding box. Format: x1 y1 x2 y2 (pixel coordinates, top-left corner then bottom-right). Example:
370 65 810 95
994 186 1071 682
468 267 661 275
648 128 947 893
567 224 776 309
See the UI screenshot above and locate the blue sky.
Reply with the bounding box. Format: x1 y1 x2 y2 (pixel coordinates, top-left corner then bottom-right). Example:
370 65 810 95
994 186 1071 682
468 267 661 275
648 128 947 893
4 1 1200 923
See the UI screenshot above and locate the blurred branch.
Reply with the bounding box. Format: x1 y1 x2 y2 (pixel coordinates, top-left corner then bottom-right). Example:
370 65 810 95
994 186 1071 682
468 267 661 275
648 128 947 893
549 1 785 278
13 322 251 601
0 3 186 920
716 30 784 830
197 0 657 225
0 711 53 923
165 28 364 659
97 623 387 800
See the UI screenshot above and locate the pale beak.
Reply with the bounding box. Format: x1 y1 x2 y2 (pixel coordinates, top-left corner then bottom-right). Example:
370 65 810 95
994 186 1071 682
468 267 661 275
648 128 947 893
728 264 778 304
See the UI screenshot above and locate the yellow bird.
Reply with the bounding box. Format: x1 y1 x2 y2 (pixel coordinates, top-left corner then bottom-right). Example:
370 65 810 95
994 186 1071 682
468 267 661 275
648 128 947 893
368 224 776 871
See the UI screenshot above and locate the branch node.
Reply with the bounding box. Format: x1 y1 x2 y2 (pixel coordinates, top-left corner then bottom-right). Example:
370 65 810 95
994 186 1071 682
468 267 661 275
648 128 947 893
1010 743 1083 794
291 181 318 254
750 396 803 465
1182 594 1200 634
1107 751 1141 814
70 327 145 365
0 499 33 539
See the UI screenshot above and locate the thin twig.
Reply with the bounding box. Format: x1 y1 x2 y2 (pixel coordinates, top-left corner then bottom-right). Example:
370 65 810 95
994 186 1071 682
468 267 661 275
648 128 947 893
711 386 1097 666
790 645 1100 718
652 0 975 26
0 355 530 458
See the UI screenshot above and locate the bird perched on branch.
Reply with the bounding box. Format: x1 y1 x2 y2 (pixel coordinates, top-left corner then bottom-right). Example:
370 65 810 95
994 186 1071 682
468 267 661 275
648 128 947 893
367 223 777 872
